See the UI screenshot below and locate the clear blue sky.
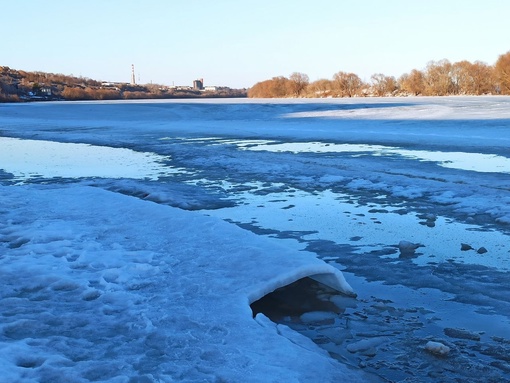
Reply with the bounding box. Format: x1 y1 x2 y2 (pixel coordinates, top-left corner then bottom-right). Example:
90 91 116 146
2 0 509 88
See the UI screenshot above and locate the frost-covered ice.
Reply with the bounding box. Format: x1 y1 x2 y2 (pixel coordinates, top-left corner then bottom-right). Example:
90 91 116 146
1 97 510 382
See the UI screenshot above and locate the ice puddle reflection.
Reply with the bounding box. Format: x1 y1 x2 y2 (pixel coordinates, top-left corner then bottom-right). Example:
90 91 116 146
0 137 179 182
198 179 510 383
233 140 510 174
198 181 510 271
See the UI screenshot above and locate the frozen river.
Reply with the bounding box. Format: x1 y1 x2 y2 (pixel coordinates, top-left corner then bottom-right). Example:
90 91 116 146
1 97 510 382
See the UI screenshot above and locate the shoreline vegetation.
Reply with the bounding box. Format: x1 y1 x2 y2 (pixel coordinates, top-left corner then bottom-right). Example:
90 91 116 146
248 51 510 98
0 67 247 103
1 50 509 103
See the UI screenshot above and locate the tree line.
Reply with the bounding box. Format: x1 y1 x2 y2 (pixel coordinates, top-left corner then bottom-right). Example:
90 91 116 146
248 51 510 98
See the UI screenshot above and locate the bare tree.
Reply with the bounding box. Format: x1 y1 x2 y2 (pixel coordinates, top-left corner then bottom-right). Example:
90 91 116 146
332 71 363 97
398 69 424 96
371 73 397 96
450 60 495 95
450 60 472 94
423 60 453 96
289 72 309 97
306 79 333 97
470 61 495 95
495 51 510 94
270 76 292 97
247 76 292 98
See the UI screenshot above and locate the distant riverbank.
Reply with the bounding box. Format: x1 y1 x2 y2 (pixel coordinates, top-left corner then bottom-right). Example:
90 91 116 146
0 66 247 102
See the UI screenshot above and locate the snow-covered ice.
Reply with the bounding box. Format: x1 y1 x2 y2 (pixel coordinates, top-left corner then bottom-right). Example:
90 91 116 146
1 97 510 382
0 184 361 382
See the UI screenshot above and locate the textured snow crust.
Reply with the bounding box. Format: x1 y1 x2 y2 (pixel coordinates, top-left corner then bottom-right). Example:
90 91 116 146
0 184 362 382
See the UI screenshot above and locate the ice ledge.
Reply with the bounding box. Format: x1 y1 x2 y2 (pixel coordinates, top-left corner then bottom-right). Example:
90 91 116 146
247 265 356 306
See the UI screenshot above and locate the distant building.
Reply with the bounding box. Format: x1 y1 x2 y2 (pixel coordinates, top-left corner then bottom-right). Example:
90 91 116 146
40 86 52 96
193 78 204 90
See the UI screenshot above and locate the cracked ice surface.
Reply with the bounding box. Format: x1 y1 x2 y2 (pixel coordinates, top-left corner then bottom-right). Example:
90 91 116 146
1 97 510 382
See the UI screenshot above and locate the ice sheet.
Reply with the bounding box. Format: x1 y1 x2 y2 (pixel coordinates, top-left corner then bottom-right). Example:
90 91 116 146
0 184 363 382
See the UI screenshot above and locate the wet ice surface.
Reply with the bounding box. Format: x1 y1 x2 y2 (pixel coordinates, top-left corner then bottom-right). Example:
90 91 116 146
198 180 510 382
239 141 510 174
252 277 510 383
0 136 179 182
1 97 510 382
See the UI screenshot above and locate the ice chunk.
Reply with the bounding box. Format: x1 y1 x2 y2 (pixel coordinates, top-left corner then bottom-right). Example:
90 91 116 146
398 240 422 256
425 341 450 356
444 328 481 341
347 337 388 353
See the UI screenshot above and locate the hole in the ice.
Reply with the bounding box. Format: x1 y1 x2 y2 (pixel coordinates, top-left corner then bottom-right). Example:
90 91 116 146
250 277 351 321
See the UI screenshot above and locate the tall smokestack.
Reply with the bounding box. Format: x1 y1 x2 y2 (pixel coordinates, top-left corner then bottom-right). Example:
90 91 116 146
131 64 136 85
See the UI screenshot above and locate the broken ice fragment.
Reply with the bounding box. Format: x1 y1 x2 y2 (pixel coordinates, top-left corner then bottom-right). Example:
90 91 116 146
425 341 450 356
443 327 481 341
398 240 422 256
